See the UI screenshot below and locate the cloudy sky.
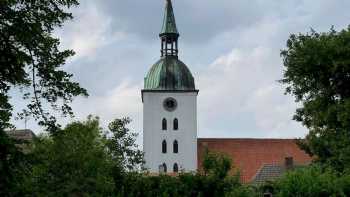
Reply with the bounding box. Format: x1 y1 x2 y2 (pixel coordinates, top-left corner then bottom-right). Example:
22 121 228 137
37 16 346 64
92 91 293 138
12 0 350 143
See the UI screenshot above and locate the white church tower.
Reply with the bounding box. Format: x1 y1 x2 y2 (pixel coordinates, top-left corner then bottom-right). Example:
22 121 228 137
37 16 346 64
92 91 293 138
142 0 198 173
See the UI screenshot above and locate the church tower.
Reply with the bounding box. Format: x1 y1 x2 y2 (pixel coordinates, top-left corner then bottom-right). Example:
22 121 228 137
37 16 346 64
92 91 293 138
142 0 198 173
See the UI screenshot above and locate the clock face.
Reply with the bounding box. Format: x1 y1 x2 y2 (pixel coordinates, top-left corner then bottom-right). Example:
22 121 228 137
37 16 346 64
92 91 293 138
163 97 177 112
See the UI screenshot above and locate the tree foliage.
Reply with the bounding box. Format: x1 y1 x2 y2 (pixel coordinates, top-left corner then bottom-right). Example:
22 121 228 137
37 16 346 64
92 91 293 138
117 151 253 197
272 166 350 197
280 26 350 171
0 129 31 196
1 1 87 194
0 0 87 132
6 116 256 196
25 116 115 196
21 116 144 196
202 149 232 179
106 117 144 171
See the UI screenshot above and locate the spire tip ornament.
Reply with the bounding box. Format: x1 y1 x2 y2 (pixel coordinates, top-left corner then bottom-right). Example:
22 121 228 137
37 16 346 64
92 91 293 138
160 0 179 57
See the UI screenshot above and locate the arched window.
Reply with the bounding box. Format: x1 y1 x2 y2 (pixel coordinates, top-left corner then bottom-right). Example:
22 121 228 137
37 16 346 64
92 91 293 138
162 118 167 130
163 163 167 173
162 140 167 153
173 118 178 130
173 140 178 153
173 163 179 173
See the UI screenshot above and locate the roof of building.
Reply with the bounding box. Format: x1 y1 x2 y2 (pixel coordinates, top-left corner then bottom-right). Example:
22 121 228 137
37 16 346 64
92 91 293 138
197 138 312 183
144 56 195 90
251 164 284 185
5 129 36 141
251 163 307 185
160 0 179 36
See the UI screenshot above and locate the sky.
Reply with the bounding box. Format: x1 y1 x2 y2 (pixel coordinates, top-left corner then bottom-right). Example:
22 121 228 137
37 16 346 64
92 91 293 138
11 0 350 144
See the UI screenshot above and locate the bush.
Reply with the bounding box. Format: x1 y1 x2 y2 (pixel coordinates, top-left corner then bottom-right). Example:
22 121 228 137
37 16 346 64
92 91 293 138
116 151 253 197
116 172 254 197
272 166 350 197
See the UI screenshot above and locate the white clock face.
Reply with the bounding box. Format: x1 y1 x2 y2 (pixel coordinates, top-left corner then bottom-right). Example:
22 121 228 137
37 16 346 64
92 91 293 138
163 97 177 112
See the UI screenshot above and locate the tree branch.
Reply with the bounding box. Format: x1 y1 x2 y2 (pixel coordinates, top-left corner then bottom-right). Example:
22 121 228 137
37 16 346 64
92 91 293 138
29 50 48 125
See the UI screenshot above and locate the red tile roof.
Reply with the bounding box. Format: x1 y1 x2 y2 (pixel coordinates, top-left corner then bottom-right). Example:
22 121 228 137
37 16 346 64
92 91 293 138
197 138 312 183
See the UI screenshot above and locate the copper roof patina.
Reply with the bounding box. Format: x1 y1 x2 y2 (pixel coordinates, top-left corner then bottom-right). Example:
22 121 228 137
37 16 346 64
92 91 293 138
144 56 195 90
144 0 195 91
160 0 179 36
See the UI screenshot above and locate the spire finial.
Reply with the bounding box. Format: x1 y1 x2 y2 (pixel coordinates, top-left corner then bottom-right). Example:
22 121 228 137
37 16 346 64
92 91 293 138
159 0 179 57
160 0 179 36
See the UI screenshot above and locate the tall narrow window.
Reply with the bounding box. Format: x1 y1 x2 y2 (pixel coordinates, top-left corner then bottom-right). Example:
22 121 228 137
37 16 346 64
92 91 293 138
173 163 179 173
162 140 167 153
173 118 178 130
163 163 167 173
162 118 167 130
173 140 178 153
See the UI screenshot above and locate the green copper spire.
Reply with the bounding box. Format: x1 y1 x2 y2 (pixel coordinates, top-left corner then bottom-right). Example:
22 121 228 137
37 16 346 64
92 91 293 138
160 0 179 36
143 0 196 91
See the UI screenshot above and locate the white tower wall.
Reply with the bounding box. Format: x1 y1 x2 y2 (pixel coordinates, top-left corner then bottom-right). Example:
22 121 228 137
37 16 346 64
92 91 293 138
143 91 198 173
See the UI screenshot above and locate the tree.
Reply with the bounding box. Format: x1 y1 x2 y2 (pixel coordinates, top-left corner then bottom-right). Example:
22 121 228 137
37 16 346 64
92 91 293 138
280 26 350 171
105 117 144 172
104 117 145 192
0 0 87 132
21 116 144 196
0 129 31 196
1 1 86 195
26 116 115 196
273 166 350 197
116 151 250 197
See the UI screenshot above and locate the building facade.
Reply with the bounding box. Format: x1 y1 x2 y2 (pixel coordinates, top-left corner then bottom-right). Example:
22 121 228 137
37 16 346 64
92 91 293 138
142 0 198 173
142 0 312 182
197 138 312 183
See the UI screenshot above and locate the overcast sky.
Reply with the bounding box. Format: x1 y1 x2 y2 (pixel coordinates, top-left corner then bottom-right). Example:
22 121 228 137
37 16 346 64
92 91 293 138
12 0 350 143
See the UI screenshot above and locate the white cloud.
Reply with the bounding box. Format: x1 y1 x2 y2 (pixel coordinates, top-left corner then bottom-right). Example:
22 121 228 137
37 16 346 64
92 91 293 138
197 45 306 138
70 79 143 145
245 85 305 138
55 1 126 61
72 79 142 129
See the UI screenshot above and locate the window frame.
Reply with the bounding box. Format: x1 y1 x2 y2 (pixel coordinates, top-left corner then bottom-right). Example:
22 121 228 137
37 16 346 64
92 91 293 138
163 163 167 173
173 140 178 153
162 118 167 130
162 140 167 153
173 163 179 173
173 118 178 130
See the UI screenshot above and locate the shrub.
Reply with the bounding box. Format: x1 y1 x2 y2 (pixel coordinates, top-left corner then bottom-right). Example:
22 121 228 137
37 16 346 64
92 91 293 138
273 166 350 197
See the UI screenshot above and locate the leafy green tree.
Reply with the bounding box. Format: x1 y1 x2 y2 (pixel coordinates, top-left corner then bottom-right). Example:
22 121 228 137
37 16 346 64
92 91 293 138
273 166 350 197
280 26 350 171
106 117 144 172
22 116 144 196
26 116 115 196
202 149 232 179
117 151 248 197
0 0 87 132
201 150 241 197
105 117 145 192
1 1 86 194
